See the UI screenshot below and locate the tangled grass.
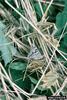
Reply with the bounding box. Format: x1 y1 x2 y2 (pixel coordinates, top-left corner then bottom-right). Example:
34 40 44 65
0 0 67 100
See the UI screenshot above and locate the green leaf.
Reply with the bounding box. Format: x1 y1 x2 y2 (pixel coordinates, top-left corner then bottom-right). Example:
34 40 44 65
34 3 42 21
0 21 12 65
29 76 45 91
0 95 6 100
56 11 67 30
9 69 31 94
9 62 27 70
62 34 67 47
56 0 67 30
55 0 67 57
12 8 24 20
0 21 19 65
29 76 38 84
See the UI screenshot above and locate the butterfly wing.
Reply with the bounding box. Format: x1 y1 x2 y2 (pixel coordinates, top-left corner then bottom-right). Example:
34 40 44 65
28 44 43 60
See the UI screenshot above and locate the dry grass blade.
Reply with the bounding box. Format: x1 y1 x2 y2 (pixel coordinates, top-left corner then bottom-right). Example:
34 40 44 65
40 70 59 88
5 0 67 62
53 78 67 96
0 63 31 99
0 0 67 99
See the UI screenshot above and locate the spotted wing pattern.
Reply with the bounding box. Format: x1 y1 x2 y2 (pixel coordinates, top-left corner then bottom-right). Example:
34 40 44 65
28 44 43 60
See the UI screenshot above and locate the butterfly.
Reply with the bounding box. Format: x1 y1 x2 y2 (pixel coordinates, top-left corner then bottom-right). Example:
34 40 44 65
28 43 43 60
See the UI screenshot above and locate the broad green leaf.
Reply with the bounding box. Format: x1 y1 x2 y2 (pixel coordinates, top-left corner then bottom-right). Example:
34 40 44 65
62 34 67 47
0 21 19 65
9 62 27 70
56 0 67 30
12 8 24 20
56 11 67 30
0 21 12 65
0 95 6 100
55 0 67 60
54 0 64 4
34 3 42 21
10 69 31 93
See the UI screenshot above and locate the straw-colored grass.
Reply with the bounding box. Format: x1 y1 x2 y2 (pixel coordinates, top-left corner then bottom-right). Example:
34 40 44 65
0 0 67 100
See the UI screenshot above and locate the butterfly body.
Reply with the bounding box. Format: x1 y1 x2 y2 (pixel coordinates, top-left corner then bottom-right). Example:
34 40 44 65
28 43 43 60
27 43 45 72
